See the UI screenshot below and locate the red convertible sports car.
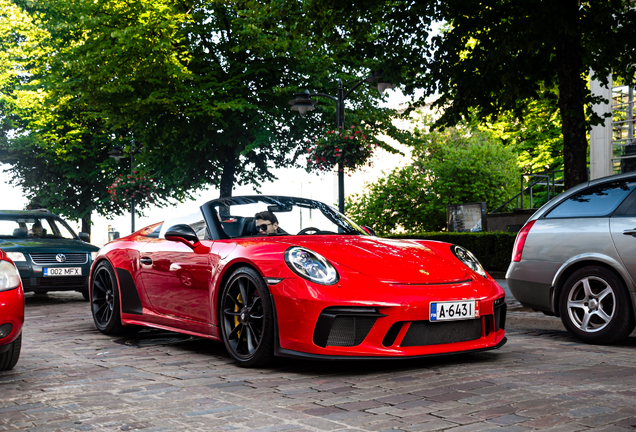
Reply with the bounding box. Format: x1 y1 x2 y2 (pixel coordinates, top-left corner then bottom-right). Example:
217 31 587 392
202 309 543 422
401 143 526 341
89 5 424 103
91 196 506 367
0 249 24 371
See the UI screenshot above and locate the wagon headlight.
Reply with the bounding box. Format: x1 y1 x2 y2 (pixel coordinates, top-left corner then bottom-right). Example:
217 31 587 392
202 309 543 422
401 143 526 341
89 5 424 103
5 252 25 262
91 252 99 261
285 247 339 285
0 260 21 292
451 245 487 278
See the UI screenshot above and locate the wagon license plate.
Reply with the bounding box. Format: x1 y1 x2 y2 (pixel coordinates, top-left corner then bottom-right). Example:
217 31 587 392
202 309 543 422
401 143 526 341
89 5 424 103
430 300 478 322
43 267 82 276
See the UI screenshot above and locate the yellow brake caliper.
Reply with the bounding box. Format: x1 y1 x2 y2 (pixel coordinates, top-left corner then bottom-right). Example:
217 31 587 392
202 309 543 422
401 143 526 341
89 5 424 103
234 293 243 339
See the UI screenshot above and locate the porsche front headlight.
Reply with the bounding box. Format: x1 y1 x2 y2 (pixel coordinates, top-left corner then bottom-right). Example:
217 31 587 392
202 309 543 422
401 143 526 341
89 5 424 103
0 260 21 292
451 245 487 278
284 247 339 285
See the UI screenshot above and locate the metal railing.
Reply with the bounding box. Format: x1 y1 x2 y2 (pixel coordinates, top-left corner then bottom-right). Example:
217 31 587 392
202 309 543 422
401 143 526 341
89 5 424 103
492 170 564 213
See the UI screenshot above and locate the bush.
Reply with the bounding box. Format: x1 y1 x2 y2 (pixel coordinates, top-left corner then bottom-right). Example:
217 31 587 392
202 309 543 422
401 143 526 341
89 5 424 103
386 231 517 272
346 127 519 235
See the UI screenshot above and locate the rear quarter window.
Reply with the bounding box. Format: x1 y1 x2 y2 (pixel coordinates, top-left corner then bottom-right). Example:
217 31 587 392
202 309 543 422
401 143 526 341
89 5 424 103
546 180 636 218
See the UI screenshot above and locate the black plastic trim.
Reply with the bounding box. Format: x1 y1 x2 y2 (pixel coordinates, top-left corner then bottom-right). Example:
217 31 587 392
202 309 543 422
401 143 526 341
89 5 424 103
277 337 507 361
382 322 404 347
115 268 143 315
313 307 386 348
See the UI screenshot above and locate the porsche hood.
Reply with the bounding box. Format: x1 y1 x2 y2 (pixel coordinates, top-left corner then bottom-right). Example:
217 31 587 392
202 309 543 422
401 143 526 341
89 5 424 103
288 237 469 284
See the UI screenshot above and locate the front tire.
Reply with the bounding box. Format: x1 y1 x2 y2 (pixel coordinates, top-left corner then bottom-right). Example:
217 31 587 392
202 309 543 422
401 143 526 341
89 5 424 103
220 267 275 367
559 266 635 344
0 333 21 371
91 261 125 335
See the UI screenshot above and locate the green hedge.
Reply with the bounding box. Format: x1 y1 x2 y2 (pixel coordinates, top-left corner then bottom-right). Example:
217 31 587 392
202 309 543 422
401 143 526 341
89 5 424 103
386 232 517 272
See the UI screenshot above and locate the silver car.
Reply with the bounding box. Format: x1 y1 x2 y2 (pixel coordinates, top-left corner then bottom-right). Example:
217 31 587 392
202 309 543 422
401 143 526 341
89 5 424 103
507 172 636 344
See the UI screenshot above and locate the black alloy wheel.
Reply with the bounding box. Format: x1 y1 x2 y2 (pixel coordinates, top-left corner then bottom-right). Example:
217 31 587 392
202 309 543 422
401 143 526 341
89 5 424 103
91 261 124 335
220 267 274 367
559 266 635 344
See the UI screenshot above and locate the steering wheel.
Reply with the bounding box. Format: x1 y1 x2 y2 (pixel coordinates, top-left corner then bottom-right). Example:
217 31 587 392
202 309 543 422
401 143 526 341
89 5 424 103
297 227 321 235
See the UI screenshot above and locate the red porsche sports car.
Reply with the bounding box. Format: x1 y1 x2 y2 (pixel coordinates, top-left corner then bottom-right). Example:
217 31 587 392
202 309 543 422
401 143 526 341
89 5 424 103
0 249 25 371
90 196 506 367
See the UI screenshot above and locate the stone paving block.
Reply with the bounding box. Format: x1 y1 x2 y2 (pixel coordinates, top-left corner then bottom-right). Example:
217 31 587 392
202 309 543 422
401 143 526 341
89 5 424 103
401 418 461 432
567 406 614 418
614 417 636 428
486 414 530 426
519 415 573 429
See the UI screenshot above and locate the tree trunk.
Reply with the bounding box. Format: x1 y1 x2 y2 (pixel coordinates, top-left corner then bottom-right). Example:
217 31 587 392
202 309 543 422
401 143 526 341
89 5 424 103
81 215 91 240
555 0 588 190
219 152 237 198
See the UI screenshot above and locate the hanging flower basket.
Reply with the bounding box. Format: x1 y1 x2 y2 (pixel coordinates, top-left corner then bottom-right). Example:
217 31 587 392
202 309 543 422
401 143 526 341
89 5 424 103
306 125 376 173
108 173 157 208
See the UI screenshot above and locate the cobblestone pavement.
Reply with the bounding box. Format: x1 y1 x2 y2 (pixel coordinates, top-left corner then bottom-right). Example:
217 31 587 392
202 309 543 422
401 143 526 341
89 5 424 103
1 289 636 432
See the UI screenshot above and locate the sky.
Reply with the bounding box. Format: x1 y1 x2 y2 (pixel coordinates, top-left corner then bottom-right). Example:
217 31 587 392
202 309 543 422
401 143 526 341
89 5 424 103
0 89 415 246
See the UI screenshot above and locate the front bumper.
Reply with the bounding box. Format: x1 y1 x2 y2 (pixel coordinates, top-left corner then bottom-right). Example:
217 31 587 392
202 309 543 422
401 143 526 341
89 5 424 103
15 260 92 292
269 273 507 358
0 284 25 350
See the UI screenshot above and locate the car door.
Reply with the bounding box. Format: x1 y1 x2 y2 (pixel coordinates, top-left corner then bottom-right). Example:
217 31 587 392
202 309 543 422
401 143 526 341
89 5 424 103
139 239 213 323
609 186 636 283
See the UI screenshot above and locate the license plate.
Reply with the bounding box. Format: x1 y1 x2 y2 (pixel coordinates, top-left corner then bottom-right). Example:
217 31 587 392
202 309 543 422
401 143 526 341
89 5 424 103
430 300 479 322
44 267 82 276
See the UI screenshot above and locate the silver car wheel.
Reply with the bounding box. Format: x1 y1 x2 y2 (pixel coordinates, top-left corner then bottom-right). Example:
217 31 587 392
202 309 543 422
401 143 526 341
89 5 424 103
566 276 615 333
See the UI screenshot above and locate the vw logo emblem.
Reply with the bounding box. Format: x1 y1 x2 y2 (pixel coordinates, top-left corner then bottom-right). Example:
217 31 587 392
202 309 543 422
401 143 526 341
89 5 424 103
55 254 67 263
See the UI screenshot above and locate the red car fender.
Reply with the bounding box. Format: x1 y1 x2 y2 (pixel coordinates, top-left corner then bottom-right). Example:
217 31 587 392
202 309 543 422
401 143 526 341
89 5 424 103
0 250 25 347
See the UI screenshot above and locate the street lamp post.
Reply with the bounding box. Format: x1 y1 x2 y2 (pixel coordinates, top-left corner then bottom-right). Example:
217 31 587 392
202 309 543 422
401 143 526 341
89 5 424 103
108 143 142 233
288 72 395 214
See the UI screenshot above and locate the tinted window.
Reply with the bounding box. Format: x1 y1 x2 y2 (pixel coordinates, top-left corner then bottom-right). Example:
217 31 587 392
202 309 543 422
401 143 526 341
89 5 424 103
546 180 636 218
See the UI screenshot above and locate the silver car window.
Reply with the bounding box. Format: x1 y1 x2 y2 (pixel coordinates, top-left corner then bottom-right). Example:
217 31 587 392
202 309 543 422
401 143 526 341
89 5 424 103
546 180 636 218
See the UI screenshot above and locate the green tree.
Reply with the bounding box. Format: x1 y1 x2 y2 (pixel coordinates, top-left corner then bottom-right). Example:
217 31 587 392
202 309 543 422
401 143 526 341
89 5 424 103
11 0 402 199
1 0 406 233
311 0 636 190
346 127 518 235
0 0 133 236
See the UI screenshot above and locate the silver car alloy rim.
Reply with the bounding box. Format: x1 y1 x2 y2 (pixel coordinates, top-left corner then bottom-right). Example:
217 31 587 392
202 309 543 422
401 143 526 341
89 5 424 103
567 276 616 333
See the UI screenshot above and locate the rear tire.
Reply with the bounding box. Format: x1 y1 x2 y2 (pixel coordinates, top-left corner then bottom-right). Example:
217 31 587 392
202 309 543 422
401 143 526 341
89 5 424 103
81 288 90 301
0 333 21 371
220 267 275 367
559 266 635 344
91 261 125 335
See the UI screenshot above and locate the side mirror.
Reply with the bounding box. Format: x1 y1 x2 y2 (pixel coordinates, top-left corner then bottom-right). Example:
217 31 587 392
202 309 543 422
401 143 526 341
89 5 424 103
165 224 200 249
78 232 90 242
362 226 376 236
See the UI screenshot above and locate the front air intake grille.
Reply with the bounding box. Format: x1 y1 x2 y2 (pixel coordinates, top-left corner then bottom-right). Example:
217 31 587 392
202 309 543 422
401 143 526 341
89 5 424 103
401 319 482 346
313 306 385 348
326 316 377 347
30 253 88 265
494 303 506 331
36 276 88 288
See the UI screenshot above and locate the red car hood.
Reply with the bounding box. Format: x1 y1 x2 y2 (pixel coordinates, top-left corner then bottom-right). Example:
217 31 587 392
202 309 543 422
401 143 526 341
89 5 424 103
282 236 468 284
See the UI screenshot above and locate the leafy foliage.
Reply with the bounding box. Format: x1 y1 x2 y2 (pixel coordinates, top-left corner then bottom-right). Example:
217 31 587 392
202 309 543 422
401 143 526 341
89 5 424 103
346 127 519 235
1 0 405 232
314 0 636 189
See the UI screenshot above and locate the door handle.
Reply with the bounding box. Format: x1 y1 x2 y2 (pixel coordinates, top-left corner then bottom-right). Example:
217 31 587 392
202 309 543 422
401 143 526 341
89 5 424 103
140 257 153 265
622 229 636 236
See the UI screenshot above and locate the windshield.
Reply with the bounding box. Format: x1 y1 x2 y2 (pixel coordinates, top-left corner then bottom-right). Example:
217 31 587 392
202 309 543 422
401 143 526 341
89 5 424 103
0 215 77 240
207 196 368 238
